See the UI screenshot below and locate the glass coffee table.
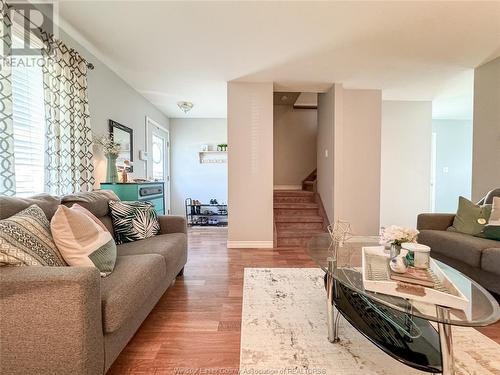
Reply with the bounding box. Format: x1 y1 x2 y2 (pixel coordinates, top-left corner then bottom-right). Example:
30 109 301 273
307 233 500 375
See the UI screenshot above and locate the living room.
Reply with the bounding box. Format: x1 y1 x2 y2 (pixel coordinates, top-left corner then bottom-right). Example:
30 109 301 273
1 1 500 375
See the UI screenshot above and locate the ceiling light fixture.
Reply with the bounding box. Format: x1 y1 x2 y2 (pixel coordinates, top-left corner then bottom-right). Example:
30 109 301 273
177 101 194 114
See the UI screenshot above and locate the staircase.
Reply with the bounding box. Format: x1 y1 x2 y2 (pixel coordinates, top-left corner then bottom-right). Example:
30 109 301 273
301 169 317 192
274 190 327 248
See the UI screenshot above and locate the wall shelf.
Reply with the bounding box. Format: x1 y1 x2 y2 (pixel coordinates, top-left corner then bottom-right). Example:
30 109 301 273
198 150 227 164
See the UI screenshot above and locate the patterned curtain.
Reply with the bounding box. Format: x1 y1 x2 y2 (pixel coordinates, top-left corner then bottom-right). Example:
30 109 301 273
41 31 95 196
0 0 16 196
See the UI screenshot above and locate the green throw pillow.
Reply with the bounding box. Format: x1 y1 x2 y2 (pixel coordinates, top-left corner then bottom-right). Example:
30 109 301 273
448 196 491 235
109 201 160 244
478 225 500 241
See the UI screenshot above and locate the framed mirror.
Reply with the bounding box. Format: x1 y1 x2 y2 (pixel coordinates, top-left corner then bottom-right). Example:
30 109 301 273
109 120 134 172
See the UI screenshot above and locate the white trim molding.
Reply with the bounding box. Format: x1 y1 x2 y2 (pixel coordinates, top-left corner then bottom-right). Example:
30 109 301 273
227 241 274 249
274 185 302 190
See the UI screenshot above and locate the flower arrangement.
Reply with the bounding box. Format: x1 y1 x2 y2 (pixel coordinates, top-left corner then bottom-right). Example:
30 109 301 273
93 133 121 156
380 225 419 247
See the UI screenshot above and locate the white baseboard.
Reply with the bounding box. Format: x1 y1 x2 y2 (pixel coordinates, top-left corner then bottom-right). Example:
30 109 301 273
274 185 301 190
227 241 274 249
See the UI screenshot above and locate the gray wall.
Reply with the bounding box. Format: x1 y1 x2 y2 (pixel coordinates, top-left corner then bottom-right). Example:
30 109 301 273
381 101 432 227
274 105 317 187
59 30 170 185
472 57 500 201
432 119 473 212
169 118 227 216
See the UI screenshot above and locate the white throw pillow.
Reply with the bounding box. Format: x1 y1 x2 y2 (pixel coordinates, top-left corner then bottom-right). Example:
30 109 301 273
51 204 116 276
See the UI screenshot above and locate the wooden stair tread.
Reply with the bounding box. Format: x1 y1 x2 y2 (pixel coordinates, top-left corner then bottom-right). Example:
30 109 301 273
273 190 314 196
274 203 318 209
277 230 324 238
274 216 323 223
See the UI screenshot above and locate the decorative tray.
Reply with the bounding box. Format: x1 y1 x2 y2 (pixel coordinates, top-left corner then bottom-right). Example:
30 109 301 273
362 246 469 311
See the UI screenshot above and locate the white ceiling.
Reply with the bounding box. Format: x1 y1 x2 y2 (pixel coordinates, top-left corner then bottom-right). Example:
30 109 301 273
58 1 500 119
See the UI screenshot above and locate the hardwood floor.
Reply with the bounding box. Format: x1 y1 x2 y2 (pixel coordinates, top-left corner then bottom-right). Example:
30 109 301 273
108 227 500 374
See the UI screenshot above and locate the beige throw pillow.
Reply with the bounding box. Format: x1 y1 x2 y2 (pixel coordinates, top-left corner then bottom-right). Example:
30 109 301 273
489 196 500 226
51 205 117 276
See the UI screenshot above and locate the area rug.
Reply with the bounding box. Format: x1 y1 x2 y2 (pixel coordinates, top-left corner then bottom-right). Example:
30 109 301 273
240 268 500 375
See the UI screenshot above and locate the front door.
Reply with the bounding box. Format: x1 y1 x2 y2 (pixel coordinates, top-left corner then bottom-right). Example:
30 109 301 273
146 117 170 214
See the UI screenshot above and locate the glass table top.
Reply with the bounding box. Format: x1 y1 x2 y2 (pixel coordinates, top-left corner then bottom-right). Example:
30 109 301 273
307 233 500 327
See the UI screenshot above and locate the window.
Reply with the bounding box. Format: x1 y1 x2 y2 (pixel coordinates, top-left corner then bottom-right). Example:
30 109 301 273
152 134 165 181
11 33 45 197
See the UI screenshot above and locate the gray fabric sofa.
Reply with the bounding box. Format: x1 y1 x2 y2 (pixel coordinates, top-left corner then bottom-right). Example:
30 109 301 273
417 189 500 295
0 191 188 375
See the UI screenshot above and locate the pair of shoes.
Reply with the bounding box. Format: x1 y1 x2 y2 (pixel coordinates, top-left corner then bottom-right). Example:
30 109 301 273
210 199 218 205
192 199 201 205
208 219 218 225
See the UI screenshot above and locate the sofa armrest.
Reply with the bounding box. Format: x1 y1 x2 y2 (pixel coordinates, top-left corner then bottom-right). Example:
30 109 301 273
0 266 104 375
417 213 455 231
158 215 187 234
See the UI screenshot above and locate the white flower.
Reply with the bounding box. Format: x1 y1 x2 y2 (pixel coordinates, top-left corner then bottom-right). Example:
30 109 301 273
93 133 122 156
380 225 419 246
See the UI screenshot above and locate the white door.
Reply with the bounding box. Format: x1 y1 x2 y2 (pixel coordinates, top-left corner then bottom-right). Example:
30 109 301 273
146 117 171 214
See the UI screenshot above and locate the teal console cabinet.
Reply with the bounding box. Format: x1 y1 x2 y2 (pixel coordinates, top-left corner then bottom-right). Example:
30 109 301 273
100 182 166 215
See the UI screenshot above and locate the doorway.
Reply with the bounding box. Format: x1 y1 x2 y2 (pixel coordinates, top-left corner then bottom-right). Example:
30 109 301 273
146 116 171 214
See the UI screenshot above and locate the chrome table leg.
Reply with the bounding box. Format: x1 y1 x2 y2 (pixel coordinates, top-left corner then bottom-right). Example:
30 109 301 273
327 257 339 343
436 306 455 375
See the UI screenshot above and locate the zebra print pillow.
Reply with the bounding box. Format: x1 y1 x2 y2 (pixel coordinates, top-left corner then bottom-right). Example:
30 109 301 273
109 201 160 244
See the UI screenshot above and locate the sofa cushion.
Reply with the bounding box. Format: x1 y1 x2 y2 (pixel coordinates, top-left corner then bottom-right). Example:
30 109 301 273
117 233 187 277
481 248 500 276
418 229 500 268
0 194 60 220
62 190 119 218
98 216 115 236
100 254 166 333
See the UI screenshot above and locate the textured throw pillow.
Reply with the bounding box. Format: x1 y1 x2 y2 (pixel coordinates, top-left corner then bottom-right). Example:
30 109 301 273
0 205 66 266
448 196 492 235
51 204 117 276
109 201 160 244
476 196 500 241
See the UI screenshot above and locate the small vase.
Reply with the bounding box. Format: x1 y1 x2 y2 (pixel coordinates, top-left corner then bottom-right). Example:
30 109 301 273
390 244 401 259
390 255 408 274
105 154 119 183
